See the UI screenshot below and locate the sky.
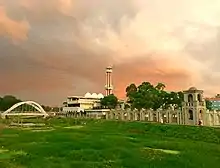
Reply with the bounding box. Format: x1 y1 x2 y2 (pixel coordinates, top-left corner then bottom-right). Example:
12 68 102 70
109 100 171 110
1 0 220 105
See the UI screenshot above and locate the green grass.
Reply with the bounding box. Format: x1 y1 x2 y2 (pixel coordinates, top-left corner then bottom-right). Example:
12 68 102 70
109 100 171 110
0 118 220 168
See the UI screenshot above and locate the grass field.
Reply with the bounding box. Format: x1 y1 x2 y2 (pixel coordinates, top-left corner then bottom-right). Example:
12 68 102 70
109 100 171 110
0 118 220 168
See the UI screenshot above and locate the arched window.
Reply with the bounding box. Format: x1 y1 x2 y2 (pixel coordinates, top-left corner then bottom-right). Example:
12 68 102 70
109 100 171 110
188 94 193 102
210 114 214 124
118 113 121 120
112 113 116 119
189 110 193 120
130 113 133 120
145 113 149 121
137 113 140 121
197 94 202 102
199 110 202 119
153 113 157 122
124 113 127 120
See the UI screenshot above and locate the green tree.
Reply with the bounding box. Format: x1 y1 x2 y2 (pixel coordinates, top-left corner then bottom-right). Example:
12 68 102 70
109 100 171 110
0 97 2 111
155 82 166 91
125 81 184 111
125 83 137 105
133 82 155 110
41 105 52 112
205 100 212 110
176 91 184 108
0 95 21 111
126 83 137 97
101 94 118 109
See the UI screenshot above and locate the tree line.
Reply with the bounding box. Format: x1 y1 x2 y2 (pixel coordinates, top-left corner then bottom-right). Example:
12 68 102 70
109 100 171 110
1 82 213 112
101 81 212 110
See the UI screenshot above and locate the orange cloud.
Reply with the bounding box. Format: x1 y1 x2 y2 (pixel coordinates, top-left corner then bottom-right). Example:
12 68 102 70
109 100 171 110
0 6 29 42
112 55 193 98
21 0 73 15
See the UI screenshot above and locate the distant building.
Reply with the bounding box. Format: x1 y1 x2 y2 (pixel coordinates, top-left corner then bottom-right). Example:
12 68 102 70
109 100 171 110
62 92 104 113
206 97 220 111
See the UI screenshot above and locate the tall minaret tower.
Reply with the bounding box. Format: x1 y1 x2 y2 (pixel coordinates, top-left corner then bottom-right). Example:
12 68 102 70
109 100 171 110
105 66 113 96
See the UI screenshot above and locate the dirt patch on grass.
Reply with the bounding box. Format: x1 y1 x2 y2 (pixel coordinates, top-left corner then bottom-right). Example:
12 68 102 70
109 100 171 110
31 129 55 132
64 126 84 129
128 129 145 134
0 149 9 153
2 134 19 138
143 147 180 155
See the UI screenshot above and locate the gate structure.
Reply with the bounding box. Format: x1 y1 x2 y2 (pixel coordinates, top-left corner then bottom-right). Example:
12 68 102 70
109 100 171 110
1 101 49 119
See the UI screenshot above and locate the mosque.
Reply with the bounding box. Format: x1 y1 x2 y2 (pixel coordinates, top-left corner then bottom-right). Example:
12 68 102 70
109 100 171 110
62 66 113 113
62 92 104 113
61 66 220 127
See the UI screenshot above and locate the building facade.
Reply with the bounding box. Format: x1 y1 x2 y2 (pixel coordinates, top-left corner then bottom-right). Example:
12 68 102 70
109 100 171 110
104 87 220 126
181 87 206 125
62 93 104 113
60 87 220 127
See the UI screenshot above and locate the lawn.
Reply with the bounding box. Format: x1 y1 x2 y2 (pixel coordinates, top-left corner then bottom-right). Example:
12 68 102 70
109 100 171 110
0 118 220 168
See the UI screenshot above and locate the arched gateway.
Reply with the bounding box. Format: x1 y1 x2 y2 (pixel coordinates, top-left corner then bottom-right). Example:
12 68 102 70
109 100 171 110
1 101 49 119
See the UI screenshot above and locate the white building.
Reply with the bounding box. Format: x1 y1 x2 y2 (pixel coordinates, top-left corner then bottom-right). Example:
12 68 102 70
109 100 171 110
62 92 104 113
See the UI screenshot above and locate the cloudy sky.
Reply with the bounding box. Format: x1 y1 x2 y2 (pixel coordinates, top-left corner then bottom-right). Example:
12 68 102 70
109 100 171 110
1 0 220 105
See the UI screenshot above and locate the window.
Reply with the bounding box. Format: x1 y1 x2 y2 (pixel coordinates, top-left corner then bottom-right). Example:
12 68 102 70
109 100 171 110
68 103 80 107
197 94 202 102
188 94 193 102
199 110 202 119
189 110 193 120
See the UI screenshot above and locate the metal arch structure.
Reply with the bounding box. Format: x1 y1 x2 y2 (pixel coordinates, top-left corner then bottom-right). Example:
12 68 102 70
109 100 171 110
1 101 49 119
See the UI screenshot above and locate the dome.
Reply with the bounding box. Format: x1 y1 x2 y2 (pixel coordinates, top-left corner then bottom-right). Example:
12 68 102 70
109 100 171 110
188 87 197 91
84 92 92 98
91 93 98 98
97 93 104 99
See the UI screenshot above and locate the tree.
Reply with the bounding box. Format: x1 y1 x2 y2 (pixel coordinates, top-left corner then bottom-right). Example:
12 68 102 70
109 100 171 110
163 91 183 109
0 95 21 111
205 100 212 110
41 105 52 112
176 91 184 108
155 83 166 91
0 97 2 110
126 83 137 97
125 83 137 104
132 82 156 110
100 94 118 109
125 81 184 111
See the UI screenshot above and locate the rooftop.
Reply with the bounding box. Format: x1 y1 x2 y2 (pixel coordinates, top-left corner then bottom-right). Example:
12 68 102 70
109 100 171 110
183 86 203 93
84 92 104 99
67 93 104 99
188 87 197 91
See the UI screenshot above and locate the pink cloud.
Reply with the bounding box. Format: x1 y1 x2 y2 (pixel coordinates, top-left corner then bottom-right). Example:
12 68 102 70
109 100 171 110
0 6 29 42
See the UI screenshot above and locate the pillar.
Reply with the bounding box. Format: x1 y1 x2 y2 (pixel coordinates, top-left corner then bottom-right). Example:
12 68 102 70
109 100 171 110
168 111 172 123
149 111 153 121
165 111 168 123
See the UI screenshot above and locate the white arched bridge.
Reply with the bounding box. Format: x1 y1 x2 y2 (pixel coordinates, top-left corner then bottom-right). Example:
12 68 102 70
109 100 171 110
1 101 49 119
